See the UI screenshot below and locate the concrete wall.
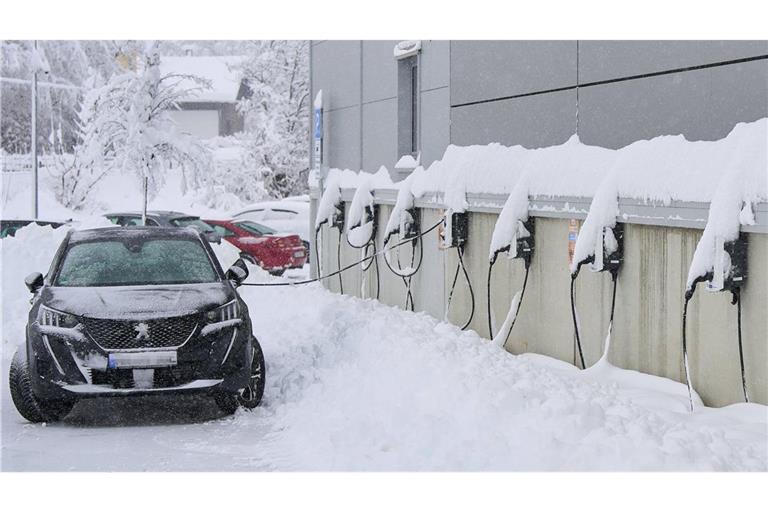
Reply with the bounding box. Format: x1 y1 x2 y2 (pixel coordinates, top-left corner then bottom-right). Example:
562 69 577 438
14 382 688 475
315 205 768 407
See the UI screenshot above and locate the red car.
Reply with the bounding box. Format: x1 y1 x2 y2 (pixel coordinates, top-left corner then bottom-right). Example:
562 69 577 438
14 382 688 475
205 219 307 276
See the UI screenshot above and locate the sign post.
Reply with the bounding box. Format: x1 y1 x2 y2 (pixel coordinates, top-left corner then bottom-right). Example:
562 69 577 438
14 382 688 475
313 90 323 177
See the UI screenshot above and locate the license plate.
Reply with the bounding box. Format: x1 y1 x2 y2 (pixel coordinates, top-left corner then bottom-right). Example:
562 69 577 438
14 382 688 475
107 351 177 369
293 250 304 258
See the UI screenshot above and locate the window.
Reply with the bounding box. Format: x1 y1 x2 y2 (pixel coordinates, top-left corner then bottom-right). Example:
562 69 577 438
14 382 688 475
236 221 276 236
170 217 215 233
211 225 236 238
397 55 419 157
55 239 218 287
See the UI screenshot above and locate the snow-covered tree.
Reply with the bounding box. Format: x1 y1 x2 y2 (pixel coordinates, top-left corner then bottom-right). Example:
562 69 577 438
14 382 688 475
56 42 212 208
237 40 309 198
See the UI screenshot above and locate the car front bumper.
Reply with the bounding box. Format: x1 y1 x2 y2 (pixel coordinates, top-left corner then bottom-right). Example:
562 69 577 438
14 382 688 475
26 320 252 401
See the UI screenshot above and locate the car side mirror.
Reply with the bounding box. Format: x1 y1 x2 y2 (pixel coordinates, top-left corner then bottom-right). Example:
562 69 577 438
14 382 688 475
225 258 249 286
25 272 44 293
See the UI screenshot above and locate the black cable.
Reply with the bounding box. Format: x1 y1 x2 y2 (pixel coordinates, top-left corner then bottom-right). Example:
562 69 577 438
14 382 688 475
313 226 322 278
502 264 531 347
242 218 442 288
336 228 343 294
570 275 586 370
448 246 475 331
486 259 496 339
733 288 749 403
682 294 695 412
384 230 423 311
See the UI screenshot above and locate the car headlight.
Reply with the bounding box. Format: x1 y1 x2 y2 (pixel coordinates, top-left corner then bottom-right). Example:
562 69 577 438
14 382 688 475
38 305 79 328
206 300 240 323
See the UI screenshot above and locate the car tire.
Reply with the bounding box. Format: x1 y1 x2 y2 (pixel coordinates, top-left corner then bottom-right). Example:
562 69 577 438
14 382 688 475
269 269 285 277
9 349 75 423
213 339 266 415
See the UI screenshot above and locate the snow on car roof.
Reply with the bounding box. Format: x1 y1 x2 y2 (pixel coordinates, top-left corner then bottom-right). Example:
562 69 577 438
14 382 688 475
233 200 309 214
68 226 201 243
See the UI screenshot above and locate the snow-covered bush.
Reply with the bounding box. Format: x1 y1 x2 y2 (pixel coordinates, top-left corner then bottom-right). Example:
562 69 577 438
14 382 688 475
61 42 212 208
237 41 309 199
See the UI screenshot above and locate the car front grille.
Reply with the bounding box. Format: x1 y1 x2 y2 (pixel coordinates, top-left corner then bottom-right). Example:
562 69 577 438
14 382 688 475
81 315 198 350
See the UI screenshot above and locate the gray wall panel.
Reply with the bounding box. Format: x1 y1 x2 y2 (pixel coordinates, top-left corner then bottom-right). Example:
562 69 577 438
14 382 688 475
419 87 450 168
450 89 576 148
421 40 450 91
450 41 576 105
311 41 361 111
579 40 768 83
362 41 398 102
362 98 398 173
326 106 361 170
579 59 768 148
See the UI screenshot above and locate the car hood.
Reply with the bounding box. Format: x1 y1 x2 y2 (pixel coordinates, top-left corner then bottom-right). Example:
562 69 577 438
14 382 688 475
42 282 234 320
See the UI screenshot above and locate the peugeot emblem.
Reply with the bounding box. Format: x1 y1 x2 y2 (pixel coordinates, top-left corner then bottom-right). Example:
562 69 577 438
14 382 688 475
134 322 150 341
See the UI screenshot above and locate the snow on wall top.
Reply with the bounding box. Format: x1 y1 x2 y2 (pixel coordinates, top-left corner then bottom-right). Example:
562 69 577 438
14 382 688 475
159 56 245 103
324 118 767 206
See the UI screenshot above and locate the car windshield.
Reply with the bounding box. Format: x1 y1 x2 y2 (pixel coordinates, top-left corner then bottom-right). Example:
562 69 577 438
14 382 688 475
236 221 276 236
55 239 219 287
170 217 215 232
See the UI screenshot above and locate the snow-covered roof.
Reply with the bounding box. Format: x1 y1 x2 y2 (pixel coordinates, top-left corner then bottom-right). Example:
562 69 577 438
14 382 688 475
159 56 245 103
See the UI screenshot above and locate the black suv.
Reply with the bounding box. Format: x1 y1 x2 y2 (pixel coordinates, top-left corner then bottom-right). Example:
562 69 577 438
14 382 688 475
8 226 265 423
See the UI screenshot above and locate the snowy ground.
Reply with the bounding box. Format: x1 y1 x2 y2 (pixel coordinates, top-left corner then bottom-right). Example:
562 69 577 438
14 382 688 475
2 225 766 470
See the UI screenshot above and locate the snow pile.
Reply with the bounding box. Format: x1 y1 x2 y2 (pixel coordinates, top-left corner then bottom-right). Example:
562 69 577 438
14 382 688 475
570 171 620 272
684 122 768 289
382 167 422 243
345 171 375 247
488 171 531 260
237 283 767 470
314 169 343 229
1 223 70 361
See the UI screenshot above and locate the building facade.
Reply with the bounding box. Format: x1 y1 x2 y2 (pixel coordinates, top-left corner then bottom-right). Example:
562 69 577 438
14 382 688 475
310 40 767 175
309 41 768 407
161 56 247 139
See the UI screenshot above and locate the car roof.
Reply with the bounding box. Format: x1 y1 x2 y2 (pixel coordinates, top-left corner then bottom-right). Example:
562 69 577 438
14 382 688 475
68 226 202 243
104 211 199 221
233 200 309 213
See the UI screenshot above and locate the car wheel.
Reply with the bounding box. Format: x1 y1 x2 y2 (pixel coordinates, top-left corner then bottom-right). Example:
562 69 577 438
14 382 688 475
214 340 266 415
269 269 285 277
238 340 265 409
9 349 75 423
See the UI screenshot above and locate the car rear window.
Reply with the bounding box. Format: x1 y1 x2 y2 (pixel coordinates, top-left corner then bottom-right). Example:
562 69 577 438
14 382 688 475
55 239 218 287
170 217 215 232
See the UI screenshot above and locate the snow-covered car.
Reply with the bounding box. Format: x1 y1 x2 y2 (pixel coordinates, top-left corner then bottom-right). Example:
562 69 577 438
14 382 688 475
1 219 68 238
8 226 265 423
231 200 310 252
104 210 222 244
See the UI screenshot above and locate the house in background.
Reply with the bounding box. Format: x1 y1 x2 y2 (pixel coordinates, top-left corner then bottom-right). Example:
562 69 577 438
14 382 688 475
160 56 249 139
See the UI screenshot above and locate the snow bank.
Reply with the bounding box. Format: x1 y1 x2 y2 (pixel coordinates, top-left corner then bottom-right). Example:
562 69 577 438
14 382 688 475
325 118 765 217
1 223 70 360
237 283 767 470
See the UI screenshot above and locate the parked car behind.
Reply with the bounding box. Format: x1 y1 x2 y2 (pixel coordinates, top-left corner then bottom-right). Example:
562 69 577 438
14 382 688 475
205 219 307 276
1 219 67 238
104 211 221 244
8 226 265 423
230 200 310 254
